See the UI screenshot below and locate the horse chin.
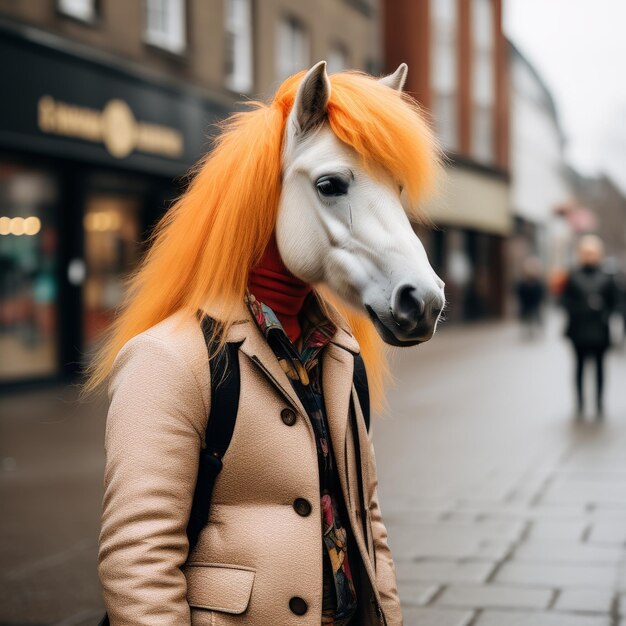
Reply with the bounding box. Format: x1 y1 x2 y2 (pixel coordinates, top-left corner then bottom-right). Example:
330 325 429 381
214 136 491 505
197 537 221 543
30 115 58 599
365 305 425 348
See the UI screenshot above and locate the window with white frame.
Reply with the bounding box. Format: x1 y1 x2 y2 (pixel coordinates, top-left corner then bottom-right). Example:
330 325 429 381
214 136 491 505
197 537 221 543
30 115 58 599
430 0 458 151
276 17 309 82
224 0 253 93
58 0 97 22
327 44 348 74
144 0 186 55
471 0 496 163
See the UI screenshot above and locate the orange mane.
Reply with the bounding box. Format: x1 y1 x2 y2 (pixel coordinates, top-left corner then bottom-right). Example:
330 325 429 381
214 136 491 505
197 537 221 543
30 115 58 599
80 69 439 410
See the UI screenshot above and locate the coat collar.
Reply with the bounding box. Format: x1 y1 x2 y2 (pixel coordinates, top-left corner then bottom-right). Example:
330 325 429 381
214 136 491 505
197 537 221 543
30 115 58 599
197 290 360 427
309 291 361 355
197 290 360 354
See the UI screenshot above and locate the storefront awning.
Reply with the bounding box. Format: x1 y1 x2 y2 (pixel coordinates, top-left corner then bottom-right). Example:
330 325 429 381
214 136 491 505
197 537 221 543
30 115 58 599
424 162 512 235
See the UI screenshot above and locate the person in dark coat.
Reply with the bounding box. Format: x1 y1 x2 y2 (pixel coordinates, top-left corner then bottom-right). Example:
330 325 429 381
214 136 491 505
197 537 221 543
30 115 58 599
561 235 618 417
516 257 546 339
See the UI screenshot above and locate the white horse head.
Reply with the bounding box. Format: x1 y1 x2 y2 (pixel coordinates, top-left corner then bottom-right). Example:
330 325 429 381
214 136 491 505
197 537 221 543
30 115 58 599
276 61 445 346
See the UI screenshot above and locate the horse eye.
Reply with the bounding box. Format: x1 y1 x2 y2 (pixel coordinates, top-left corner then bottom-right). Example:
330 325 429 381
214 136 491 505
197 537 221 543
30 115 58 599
316 176 349 197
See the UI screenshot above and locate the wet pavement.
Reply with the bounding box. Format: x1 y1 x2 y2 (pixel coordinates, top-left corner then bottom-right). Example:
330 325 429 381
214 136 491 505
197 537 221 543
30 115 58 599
0 382 107 626
376 313 626 625
1 312 626 625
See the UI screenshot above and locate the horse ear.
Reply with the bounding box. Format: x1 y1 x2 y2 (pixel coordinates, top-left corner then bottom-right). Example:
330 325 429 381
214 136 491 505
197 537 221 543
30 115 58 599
291 60 331 135
379 63 408 92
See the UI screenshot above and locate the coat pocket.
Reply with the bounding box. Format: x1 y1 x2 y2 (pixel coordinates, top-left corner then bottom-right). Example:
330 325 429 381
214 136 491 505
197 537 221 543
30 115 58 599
184 562 256 614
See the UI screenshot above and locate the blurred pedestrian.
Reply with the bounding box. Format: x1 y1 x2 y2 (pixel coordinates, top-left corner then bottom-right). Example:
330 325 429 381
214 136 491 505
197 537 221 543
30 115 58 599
561 235 618 418
515 256 546 339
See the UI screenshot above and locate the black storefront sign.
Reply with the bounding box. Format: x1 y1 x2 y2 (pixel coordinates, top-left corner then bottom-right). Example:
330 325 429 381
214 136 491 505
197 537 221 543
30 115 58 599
0 21 231 176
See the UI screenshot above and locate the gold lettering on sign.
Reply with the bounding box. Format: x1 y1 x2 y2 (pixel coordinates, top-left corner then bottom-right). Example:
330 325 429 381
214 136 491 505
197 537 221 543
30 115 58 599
37 96 184 159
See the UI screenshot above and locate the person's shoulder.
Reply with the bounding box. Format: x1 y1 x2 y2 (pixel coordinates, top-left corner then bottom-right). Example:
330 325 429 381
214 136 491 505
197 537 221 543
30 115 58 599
116 310 206 365
109 309 210 412
144 308 206 352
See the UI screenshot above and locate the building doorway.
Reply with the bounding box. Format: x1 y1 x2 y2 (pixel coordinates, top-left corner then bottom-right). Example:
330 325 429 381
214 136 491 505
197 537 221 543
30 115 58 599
82 191 142 353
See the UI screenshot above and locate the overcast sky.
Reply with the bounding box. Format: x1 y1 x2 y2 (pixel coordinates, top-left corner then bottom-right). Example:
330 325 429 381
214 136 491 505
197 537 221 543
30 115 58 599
504 0 626 191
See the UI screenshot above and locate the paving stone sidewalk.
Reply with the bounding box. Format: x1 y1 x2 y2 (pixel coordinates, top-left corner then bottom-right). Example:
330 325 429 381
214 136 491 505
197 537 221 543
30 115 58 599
376 315 626 626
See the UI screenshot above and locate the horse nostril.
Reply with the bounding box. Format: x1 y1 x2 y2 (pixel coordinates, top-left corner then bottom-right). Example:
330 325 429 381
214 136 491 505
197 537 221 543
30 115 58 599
399 286 424 318
393 285 425 331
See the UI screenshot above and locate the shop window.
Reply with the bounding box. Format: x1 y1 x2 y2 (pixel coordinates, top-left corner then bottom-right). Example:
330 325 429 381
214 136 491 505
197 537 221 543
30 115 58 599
470 0 496 163
328 44 349 73
82 194 141 351
58 0 97 22
0 163 59 381
430 0 458 151
224 0 253 93
144 0 186 55
276 16 309 82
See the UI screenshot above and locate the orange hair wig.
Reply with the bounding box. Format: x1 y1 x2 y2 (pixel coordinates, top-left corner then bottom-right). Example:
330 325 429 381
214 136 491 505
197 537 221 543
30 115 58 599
81 70 439 410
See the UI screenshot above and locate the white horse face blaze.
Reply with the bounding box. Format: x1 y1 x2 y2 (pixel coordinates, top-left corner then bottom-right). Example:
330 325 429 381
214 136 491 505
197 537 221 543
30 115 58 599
276 61 445 347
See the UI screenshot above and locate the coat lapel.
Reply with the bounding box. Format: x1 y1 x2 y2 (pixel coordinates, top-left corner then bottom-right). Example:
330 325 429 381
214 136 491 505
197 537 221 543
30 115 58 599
237 315 309 420
199 296 310 419
351 385 375 557
235 290 362 426
322 342 355 510
324 343 379 590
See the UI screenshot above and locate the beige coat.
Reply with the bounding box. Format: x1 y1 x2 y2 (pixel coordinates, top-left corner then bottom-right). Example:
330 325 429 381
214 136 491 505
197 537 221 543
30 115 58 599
98 298 403 625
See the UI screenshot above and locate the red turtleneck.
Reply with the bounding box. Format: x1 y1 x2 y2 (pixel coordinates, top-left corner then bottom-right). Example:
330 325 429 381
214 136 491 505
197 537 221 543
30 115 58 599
248 235 311 344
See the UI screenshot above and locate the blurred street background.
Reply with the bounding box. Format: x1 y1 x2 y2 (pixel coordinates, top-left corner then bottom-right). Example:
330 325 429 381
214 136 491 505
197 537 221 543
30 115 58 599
1 0 626 625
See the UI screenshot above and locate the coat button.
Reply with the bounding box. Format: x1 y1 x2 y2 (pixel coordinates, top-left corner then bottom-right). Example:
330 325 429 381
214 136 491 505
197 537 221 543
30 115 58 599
293 497 311 517
281 408 296 426
289 596 308 615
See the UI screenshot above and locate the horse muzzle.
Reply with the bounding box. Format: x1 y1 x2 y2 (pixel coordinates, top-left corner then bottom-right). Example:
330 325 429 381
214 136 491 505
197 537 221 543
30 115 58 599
366 281 445 347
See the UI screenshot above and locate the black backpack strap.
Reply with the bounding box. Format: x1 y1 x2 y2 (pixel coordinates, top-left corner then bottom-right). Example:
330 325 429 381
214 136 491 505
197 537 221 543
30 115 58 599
352 352 370 433
200 315 243 458
349 351 371 547
186 312 242 552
